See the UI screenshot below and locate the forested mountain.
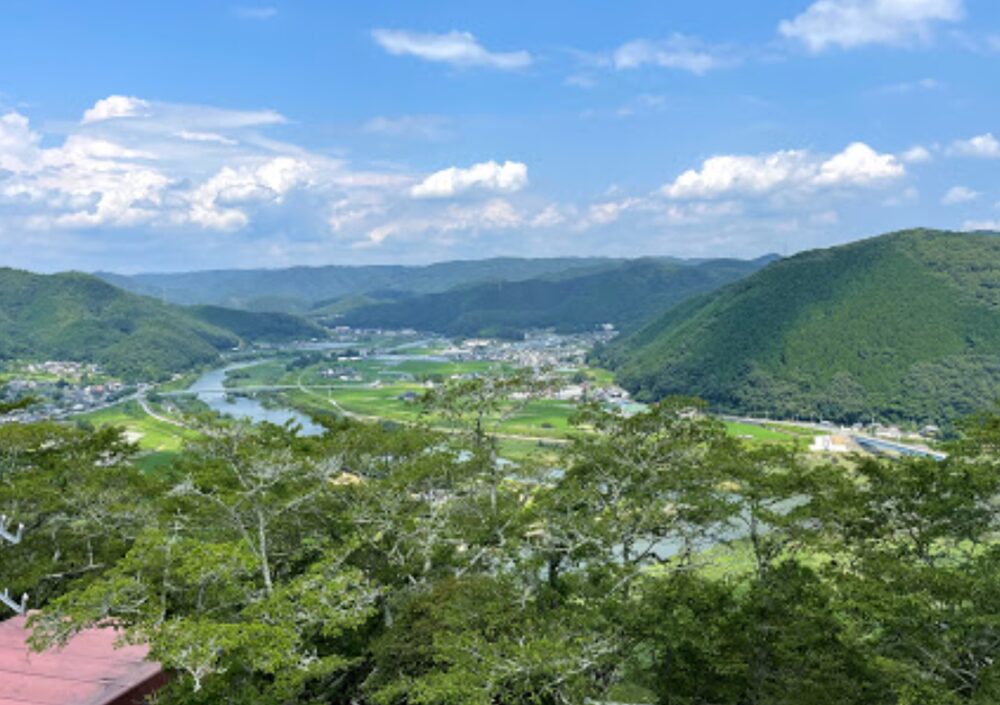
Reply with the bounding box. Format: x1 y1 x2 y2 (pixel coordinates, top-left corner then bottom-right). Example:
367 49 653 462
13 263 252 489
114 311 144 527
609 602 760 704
0 269 320 379
97 257 630 312
189 305 327 343
341 256 776 337
598 229 1000 425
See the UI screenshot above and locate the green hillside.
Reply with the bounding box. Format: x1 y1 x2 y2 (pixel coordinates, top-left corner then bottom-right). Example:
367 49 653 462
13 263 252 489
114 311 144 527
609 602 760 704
0 268 243 380
340 256 774 337
189 305 327 343
97 257 628 312
599 229 1000 425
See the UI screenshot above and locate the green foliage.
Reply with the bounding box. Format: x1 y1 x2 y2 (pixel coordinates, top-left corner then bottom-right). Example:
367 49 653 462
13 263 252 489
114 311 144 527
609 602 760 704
0 268 239 380
0 268 327 380
602 230 1000 425
189 305 327 342
7 382 1000 705
343 257 773 336
0 422 153 605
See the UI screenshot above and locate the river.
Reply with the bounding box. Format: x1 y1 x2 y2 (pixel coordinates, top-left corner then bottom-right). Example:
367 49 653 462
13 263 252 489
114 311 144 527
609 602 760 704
184 361 326 436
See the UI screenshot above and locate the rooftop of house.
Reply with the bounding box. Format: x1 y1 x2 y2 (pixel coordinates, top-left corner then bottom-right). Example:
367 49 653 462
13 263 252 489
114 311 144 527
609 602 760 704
0 615 166 705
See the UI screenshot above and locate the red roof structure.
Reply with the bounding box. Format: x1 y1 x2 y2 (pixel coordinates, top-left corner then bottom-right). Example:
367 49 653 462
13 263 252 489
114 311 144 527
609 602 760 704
0 616 167 705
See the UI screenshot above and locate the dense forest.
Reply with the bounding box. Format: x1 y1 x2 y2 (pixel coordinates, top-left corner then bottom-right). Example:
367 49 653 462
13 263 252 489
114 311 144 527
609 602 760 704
599 229 1000 426
341 257 775 337
2 375 999 704
0 269 323 380
189 305 327 343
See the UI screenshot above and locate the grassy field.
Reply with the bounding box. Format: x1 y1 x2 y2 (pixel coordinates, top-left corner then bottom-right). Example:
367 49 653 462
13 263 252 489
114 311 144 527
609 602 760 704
182 355 820 452
724 421 809 447
78 400 198 452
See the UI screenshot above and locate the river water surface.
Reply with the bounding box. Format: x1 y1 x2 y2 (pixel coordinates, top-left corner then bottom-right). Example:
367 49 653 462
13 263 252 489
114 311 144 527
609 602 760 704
184 361 325 436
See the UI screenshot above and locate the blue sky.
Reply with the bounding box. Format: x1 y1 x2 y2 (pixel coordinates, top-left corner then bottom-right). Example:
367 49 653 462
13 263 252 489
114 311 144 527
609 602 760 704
1 0 999 272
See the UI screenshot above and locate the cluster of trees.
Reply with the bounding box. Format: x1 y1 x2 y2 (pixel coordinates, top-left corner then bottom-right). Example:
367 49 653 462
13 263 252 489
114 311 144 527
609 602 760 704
189 306 327 344
0 268 333 382
2 381 1000 704
602 230 1000 426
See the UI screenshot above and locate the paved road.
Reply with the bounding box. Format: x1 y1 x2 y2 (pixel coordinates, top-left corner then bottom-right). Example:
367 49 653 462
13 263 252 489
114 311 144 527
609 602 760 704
137 394 188 429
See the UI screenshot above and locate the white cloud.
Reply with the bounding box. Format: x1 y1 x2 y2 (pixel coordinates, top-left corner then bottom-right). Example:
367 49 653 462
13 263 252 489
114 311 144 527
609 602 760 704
663 150 813 199
53 168 170 228
663 142 904 199
963 219 1000 231
360 198 526 248
328 197 386 233
652 200 744 226
82 95 151 123
232 6 277 20
455 198 523 229
899 145 932 163
813 142 904 185
612 35 724 74
530 204 569 228
0 111 173 228
188 157 311 230
371 29 532 69
941 185 980 204
779 0 964 52
0 112 41 172
948 132 1000 158
175 130 238 146
410 160 527 199
580 198 640 228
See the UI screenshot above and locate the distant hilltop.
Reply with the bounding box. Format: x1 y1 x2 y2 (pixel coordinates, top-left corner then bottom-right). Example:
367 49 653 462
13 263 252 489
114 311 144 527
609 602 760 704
595 228 1000 427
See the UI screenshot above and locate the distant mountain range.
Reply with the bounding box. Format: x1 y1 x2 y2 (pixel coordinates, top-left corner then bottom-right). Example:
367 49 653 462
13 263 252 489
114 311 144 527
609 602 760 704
597 229 1000 426
0 269 323 380
96 257 636 312
340 256 777 337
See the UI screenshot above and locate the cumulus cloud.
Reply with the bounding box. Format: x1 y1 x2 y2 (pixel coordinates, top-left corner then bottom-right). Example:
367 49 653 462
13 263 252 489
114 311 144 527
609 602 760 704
581 198 640 227
371 29 532 69
612 35 724 74
188 157 312 230
941 185 979 204
0 110 173 229
779 0 964 52
410 160 528 198
662 142 904 199
82 95 151 123
0 112 41 172
813 142 904 185
948 132 1000 158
